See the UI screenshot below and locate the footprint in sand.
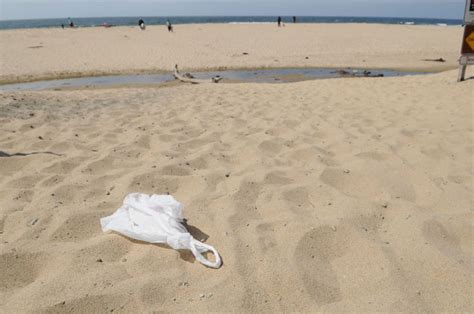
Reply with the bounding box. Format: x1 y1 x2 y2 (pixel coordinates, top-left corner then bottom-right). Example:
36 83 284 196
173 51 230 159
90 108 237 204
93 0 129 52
39 175 65 188
51 212 106 242
132 247 185 276
129 174 180 195
294 226 344 305
0 252 45 290
160 165 191 177
42 294 136 313
355 151 388 161
12 189 35 203
74 237 131 267
6 174 45 189
258 139 283 154
228 180 264 249
43 157 85 174
233 180 262 215
263 171 293 185
84 155 136 175
134 135 151 149
289 147 335 165
140 279 175 306
202 172 226 193
0 216 5 233
178 135 220 152
283 186 313 213
255 223 277 253
159 134 179 143
0 156 33 176
128 171 180 194
186 156 208 170
422 219 467 264
49 140 74 152
320 166 416 202
50 183 88 205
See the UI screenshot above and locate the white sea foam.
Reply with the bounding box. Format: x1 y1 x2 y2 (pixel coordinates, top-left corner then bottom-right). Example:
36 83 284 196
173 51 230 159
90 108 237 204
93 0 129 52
228 22 274 25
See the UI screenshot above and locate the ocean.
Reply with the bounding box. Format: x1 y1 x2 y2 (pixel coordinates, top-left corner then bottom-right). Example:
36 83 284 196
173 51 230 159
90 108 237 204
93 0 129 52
0 16 463 30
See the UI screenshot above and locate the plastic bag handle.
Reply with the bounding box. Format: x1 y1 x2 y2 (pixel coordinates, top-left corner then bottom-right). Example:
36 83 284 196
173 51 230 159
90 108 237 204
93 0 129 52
190 238 222 269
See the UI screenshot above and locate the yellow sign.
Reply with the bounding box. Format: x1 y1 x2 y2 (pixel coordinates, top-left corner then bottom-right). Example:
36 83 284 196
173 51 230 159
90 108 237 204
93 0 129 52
461 25 474 54
467 32 474 51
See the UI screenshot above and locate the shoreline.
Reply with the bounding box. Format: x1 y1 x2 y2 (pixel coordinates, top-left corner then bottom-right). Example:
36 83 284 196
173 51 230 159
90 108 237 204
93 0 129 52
0 19 464 31
0 24 463 32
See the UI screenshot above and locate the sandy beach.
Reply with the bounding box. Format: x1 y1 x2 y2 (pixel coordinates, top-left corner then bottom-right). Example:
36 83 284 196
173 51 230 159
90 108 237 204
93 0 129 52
0 24 464 83
0 24 473 312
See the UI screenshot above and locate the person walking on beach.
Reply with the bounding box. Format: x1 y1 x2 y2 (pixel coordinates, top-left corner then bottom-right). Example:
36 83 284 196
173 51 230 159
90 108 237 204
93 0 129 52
293 16 296 23
166 19 173 32
277 16 282 27
68 17 75 28
138 19 146 30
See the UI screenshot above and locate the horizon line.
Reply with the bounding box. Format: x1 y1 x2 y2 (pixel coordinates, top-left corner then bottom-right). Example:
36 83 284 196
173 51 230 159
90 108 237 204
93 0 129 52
0 15 463 22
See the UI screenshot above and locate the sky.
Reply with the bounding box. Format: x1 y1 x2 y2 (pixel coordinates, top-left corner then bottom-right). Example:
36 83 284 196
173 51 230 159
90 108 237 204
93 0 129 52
0 0 467 20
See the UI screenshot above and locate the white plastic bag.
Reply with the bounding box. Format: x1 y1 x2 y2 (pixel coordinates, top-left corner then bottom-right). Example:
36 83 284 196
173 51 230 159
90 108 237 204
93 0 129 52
100 193 222 268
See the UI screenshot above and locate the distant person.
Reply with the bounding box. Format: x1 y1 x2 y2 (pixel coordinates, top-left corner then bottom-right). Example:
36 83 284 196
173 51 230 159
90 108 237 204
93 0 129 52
138 19 145 30
277 16 282 27
68 17 74 28
61 24 65 29
293 16 296 23
166 19 173 32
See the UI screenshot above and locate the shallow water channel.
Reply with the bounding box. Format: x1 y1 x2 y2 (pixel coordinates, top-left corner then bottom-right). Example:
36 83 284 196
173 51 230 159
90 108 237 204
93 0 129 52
0 68 430 92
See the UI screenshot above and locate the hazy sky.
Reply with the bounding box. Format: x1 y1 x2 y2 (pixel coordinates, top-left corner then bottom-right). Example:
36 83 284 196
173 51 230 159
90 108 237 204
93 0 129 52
0 0 467 20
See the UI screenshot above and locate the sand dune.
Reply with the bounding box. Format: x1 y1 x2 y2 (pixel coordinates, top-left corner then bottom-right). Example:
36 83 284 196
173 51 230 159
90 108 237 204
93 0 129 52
0 68 472 312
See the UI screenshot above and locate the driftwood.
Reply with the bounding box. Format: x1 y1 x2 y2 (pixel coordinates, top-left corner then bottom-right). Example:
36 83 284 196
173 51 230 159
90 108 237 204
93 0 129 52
0 150 63 157
331 69 384 78
173 65 222 84
422 58 446 63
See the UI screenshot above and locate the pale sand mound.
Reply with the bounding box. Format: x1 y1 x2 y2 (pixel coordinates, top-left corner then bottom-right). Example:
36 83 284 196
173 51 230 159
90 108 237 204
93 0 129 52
0 71 472 312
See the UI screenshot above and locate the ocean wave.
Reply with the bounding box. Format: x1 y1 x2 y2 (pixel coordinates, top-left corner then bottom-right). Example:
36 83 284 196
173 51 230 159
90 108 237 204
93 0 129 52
0 16 463 30
228 22 274 25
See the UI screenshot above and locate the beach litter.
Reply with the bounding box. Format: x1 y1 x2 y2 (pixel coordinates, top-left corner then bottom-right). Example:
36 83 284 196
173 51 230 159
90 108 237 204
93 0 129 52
29 218 39 226
100 193 222 268
173 64 222 84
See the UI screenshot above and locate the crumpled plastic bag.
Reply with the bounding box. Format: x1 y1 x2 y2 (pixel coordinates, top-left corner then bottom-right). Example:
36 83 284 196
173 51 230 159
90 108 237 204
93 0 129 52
100 193 222 268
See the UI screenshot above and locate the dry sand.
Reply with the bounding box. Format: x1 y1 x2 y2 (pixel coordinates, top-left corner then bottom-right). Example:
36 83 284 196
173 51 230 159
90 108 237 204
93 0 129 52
0 24 464 83
0 24 473 313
